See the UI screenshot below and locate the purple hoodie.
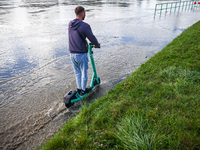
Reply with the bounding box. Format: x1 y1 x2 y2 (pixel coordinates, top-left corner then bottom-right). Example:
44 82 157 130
68 19 100 53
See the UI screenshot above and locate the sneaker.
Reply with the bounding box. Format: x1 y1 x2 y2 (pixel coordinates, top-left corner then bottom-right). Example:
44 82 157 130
77 89 81 95
80 87 92 96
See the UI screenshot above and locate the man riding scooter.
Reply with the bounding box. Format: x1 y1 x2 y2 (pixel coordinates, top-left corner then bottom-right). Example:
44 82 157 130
68 6 100 96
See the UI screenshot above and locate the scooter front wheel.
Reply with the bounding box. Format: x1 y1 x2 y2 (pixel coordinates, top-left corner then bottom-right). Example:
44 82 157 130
93 77 100 86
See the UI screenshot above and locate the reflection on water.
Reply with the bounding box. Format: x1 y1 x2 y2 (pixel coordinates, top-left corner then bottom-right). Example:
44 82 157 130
1 0 194 82
0 0 200 149
0 1 67 81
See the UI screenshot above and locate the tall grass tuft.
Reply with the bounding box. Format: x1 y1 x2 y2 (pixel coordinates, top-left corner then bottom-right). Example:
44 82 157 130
115 114 165 150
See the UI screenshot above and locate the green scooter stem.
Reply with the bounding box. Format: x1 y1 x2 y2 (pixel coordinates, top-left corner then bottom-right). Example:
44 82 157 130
89 44 100 87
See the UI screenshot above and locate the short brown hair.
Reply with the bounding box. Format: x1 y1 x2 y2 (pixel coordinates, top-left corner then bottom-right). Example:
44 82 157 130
75 6 85 16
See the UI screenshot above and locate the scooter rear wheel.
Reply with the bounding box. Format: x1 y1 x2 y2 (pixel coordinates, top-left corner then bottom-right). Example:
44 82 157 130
65 102 74 108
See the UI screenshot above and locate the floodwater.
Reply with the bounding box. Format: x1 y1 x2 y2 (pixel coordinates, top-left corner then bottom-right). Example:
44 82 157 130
0 0 199 149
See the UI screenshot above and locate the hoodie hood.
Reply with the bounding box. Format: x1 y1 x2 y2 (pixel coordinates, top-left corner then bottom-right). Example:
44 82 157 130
68 18 100 53
69 19 83 30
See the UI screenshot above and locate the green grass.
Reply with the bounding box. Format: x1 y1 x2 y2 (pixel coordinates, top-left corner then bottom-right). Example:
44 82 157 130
39 20 200 150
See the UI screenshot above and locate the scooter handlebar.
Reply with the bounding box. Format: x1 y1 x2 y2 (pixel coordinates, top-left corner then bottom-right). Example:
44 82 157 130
89 43 100 48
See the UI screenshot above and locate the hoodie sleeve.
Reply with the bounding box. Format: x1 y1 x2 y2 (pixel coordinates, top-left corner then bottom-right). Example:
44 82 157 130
84 24 100 48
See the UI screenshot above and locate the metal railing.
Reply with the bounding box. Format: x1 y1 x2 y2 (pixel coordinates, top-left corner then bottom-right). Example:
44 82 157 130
154 0 200 18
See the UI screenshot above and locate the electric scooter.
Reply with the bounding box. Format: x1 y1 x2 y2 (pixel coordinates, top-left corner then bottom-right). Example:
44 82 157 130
63 43 100 108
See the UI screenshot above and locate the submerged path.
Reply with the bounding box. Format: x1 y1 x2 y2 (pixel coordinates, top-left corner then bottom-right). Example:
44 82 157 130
0 0 199 149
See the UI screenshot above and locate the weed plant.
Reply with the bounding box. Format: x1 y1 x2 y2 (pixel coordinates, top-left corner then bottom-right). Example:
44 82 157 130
40 21 200 150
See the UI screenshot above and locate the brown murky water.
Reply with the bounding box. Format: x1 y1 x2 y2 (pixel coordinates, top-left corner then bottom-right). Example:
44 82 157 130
0 0 199 149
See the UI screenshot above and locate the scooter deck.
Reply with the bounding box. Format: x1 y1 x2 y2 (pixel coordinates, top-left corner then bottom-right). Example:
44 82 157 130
72 84 99 103
64 84 99 108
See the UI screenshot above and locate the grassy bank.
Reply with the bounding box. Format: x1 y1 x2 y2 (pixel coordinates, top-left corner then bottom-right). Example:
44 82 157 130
40 21 200 150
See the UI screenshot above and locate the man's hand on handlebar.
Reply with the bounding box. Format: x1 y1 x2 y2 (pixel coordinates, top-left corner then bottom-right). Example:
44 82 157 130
89 43 100 48
95 44 100 48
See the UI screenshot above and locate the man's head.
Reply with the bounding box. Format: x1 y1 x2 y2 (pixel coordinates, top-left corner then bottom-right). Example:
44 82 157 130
75 6 85 20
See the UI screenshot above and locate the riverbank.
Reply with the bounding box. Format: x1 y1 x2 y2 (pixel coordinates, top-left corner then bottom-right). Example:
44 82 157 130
40 20 200 149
